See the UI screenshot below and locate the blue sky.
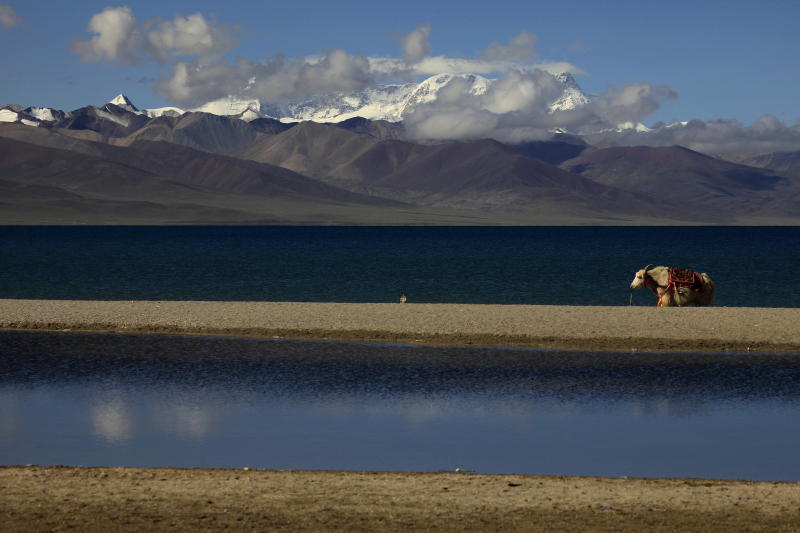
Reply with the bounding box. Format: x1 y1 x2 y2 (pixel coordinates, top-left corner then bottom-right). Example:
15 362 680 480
1 0 798 127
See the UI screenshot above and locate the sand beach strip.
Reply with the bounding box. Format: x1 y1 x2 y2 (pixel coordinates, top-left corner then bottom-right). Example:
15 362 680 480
2 466 800 532
2 299 800 352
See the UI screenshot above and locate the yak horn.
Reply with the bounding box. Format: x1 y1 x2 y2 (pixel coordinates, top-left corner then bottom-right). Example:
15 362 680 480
642 264 653 274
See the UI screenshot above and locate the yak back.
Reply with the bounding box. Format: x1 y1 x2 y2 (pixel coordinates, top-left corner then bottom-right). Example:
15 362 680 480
669 267 704 291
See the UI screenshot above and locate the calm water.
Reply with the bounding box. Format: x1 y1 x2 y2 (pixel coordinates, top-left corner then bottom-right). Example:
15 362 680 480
1 226 799 306
2 331 800 480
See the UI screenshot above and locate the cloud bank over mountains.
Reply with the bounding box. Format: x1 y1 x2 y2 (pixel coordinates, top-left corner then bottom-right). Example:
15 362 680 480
54 5 798 153
589 115 800 155
403 73 679 143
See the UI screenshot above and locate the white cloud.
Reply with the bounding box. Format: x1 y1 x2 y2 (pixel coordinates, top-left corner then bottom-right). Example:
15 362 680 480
0 4 22 29
157 50 374 106
72 6 140 64
72 7 236 64
481 69 562 114
479 30 538 62
400 24 431 65
403 69 563 141
589 116 800 155
145 12 236 61
367 55 583 78
589 83 678 127
402 70 682 143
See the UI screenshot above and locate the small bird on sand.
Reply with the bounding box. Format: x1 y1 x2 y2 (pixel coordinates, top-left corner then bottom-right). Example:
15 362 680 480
400 294 407 304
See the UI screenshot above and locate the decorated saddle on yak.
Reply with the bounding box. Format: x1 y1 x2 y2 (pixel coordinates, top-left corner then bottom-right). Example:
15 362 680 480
667 267 704 293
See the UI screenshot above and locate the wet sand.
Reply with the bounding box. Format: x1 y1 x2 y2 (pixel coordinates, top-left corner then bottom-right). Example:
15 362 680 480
1 299 800 352
2 466 799 532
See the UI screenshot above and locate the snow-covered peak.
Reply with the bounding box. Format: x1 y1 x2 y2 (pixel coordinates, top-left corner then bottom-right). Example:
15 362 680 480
0 107 42 127
615 121 652 133
277 83 418 123
556 72 580 90
144 106 186 118
187 71 590 125
26 107 58 122
266 71 581 123
108 94 139 113
0 108 22 123
550 73 590 112
192 96 263 118
402 73 490 114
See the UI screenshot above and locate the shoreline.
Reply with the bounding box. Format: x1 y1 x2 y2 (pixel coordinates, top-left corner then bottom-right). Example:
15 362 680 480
2 466 799 532
2 299 800 353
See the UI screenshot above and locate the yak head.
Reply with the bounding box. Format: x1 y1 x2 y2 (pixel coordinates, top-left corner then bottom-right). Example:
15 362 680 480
630 264 654 289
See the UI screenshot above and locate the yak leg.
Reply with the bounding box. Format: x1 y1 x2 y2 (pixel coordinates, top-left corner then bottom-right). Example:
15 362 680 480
658 289 675 307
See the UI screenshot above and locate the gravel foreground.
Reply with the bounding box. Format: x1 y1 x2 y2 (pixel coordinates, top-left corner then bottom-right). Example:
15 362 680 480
2 299 800 352
2 466 799 532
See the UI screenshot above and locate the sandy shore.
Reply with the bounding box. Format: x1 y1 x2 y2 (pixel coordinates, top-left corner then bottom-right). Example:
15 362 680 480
2 466 799 532
1 299 800 352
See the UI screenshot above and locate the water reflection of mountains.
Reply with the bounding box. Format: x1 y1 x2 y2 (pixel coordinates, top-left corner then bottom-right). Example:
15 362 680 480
2 331 799 404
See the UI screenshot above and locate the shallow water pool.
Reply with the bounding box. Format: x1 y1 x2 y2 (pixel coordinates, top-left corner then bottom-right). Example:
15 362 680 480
1 331 799 480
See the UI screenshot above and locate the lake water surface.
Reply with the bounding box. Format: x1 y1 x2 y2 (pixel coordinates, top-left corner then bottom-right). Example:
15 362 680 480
2 331 799 481
1 226 799 306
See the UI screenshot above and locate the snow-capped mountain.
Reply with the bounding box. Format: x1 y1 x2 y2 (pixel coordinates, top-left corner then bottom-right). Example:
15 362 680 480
109 94 139 113
0 104 68 127
0 73 592 129
191 72 590 123
192 96 259 120
269 83 418 123
552 73 590 111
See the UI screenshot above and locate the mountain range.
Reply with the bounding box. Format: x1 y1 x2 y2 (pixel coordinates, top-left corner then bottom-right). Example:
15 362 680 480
1 80 799 225
2 72 590 126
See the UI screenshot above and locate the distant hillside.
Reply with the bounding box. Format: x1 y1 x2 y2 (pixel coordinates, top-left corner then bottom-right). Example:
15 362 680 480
3 107 800 224
240 123 693 219
733 151 800 179
561 145 798 216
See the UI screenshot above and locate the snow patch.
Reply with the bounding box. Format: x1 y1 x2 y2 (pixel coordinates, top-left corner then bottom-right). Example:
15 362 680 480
144 106 185 118
193 96 262 117
95 108 131 127
0 109 19 123
28 107 57 122
616 121 652 133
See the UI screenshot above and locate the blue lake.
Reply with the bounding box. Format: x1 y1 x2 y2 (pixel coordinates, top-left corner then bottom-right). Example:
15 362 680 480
1 225 799 306
2 331 799 481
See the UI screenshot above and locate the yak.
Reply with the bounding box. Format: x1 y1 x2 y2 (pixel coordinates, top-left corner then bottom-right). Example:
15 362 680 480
630 265 715 307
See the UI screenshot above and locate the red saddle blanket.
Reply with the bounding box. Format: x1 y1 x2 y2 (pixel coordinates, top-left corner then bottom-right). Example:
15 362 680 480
669 267 702 290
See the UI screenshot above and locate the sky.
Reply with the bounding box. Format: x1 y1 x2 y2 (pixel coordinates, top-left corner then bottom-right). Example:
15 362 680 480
1 0 798 150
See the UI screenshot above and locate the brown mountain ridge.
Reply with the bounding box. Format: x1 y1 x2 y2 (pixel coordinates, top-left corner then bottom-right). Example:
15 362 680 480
2 104 799 224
